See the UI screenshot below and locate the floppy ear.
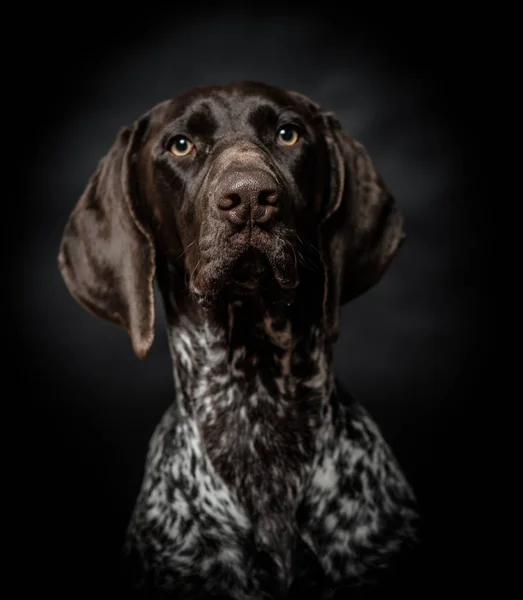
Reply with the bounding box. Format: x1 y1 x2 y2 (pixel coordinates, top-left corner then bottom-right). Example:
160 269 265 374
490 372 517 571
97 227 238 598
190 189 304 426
319 112 406 341
58 116 156 359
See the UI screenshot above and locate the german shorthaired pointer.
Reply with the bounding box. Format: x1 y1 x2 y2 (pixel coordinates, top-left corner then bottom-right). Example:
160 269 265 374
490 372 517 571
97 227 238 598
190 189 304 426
58 82 419 599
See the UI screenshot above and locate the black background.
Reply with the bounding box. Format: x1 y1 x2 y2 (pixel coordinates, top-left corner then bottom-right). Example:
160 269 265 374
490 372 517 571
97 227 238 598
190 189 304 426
15 3 479 597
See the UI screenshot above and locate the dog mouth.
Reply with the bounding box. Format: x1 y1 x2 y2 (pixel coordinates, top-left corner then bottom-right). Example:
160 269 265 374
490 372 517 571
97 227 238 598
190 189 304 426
230 249 271 294
189 225 300 306
190 245 299 306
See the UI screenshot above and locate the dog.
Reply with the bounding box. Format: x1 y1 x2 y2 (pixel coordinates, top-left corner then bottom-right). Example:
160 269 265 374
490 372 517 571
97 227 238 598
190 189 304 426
58 82 419 599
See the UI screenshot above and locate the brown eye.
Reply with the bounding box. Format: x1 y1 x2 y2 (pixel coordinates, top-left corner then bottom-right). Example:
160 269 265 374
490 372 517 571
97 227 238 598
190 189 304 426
170 135 194 157
276 125 300 146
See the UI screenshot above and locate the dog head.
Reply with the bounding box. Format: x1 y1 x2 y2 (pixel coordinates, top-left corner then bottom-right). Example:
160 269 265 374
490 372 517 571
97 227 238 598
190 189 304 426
58 82 405 358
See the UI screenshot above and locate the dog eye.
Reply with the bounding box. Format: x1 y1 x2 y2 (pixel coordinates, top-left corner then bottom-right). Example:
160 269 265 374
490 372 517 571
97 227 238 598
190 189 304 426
170 135 194 157
276 125 300 147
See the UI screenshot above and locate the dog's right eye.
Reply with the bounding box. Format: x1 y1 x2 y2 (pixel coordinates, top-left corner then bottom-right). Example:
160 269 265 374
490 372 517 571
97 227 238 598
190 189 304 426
170 136 194 157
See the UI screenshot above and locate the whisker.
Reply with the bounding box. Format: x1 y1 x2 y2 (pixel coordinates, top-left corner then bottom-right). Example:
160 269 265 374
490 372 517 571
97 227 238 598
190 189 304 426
294 232 305 247
296 249 308 268
290 233 321 271
296 235 321 258
190 256 202 279
176 239 197 260
297 248 320 272
282 237 298 270
305 240 321 256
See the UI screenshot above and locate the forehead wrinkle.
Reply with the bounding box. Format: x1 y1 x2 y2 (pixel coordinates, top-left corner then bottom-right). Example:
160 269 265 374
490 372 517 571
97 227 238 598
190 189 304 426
164 89 308 143
185 103 218 138
186 95 240 138
248 104 279 134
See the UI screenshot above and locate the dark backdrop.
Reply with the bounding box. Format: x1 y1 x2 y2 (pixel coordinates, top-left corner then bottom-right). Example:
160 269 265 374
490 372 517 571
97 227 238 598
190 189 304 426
15 3 477 597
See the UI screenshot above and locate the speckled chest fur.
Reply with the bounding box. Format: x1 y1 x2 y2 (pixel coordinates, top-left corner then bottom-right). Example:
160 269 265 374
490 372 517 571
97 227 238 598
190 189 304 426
123 263 418 599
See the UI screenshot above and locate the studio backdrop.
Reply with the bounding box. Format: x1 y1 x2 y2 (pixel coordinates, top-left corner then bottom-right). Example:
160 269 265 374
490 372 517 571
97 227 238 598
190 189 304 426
16 4 470 595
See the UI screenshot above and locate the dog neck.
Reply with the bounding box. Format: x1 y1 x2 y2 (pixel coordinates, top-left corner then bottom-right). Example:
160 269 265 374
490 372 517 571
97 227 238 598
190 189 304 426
157 259 334 574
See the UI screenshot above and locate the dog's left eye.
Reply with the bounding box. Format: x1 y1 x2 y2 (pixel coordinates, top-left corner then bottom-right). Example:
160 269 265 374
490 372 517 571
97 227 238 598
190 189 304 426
276 125 300 147
170 136 194 157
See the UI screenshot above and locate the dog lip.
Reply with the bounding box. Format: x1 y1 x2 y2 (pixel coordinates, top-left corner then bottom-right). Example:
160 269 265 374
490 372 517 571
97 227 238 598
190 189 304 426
231 281 260 295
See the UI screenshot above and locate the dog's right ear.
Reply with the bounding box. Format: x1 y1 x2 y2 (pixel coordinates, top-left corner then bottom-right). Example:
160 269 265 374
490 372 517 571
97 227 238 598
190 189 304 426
58 116 156 359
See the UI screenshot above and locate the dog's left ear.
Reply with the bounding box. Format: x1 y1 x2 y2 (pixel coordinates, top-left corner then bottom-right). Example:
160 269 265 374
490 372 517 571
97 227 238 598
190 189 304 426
319 111 406 341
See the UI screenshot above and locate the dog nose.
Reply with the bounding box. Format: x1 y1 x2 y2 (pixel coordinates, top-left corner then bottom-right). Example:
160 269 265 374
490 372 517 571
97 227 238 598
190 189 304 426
216 169 279 225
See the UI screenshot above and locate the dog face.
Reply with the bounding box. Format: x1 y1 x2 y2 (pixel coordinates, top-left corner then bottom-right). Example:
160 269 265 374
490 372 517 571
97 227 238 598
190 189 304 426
58 82 405 358
138 82 330 304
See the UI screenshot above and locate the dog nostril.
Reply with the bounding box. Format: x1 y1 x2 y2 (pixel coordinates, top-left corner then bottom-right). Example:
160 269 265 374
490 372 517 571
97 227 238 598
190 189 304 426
217 193 242 211
258 190 279 206
254 204 278 224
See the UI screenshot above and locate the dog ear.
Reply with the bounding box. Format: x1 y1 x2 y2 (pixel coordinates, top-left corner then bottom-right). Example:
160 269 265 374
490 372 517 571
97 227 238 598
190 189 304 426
58 115 156 359
319 111 406 342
